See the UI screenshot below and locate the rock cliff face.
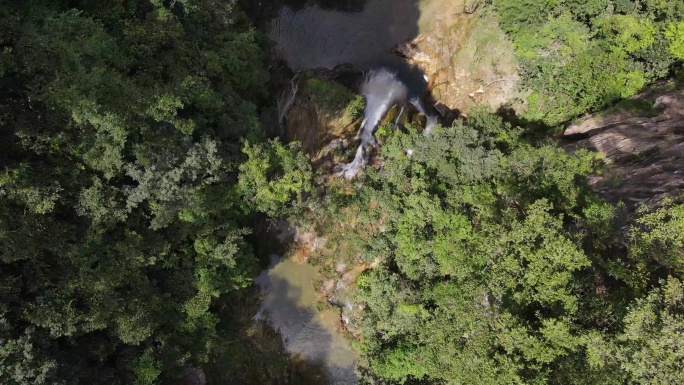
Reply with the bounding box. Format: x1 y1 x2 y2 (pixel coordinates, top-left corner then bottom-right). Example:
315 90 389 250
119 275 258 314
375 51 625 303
564 83 684 207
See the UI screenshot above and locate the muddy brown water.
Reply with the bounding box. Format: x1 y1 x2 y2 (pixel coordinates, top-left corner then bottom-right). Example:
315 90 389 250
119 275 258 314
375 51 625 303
254 255 359 384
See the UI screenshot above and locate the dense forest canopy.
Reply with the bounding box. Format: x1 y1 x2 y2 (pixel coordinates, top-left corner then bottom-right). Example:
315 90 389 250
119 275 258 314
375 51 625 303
1 0 684 384
313 110 684 384
0 0 309 383
493 0 684 124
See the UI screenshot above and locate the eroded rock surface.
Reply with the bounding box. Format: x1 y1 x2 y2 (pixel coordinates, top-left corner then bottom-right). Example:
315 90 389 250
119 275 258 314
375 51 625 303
564 84 684 207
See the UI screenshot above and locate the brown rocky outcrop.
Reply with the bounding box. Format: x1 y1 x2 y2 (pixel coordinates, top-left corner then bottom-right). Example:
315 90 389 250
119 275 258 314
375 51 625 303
281 74 361 170
564 84 684 207
391 0 521 113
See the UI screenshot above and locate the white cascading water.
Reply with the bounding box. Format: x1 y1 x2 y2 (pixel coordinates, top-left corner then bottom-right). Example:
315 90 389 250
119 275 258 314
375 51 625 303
335 69 408 179
410 97 439 134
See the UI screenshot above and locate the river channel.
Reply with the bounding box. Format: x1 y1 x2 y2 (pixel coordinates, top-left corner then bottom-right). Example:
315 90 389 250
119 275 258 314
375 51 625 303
254 1 427 383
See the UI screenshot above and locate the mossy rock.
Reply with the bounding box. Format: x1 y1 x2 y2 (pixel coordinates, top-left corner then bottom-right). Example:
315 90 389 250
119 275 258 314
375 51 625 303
304 76 357 115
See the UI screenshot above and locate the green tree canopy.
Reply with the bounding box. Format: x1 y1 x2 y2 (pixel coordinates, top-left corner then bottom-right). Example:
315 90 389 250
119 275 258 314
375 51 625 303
0 0 307 383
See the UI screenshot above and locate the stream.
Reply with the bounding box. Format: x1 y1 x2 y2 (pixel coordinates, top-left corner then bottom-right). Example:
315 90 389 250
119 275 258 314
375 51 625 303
255 1 429 383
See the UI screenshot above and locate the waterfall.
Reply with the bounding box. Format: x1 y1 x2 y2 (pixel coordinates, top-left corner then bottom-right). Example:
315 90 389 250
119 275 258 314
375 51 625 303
337 146 367 180
335 69 441 179
358 69 409 145
410 97 438 134
394 105 405 127
335 69 407 179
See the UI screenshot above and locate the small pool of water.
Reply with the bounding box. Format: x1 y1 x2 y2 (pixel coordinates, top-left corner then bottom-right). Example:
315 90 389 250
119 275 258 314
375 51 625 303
254 255 359 384
269 0 427 95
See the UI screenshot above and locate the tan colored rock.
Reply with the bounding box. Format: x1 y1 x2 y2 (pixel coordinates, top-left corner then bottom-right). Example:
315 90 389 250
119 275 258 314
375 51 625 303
585 128 658 163
391 3 521 113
